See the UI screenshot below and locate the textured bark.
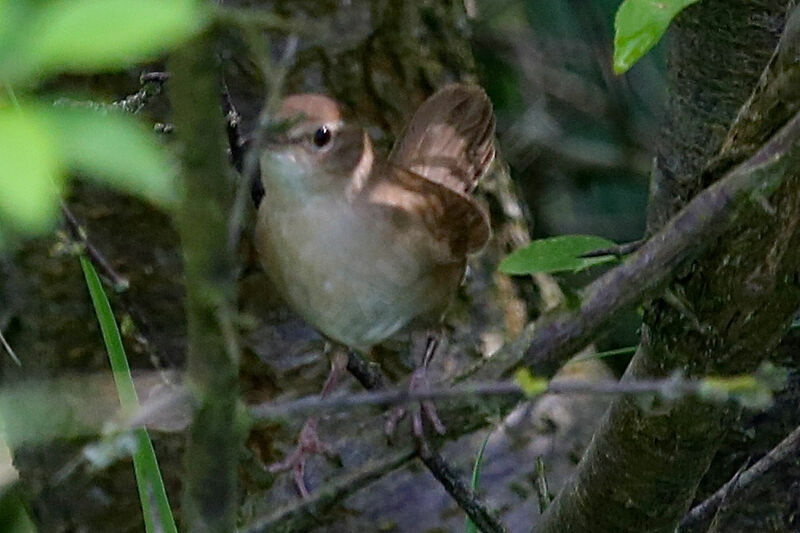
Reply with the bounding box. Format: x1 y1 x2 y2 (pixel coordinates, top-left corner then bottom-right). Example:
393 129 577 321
169 32 243 532
538 2 800 532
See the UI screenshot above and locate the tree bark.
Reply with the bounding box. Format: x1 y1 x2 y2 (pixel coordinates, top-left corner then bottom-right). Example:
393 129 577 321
538 1 800 532
169 31 243 532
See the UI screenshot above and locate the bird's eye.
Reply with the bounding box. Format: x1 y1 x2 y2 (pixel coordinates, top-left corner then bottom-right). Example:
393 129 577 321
312 126 332 149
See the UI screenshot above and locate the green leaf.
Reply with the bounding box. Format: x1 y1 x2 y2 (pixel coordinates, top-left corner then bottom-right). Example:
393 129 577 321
0 489 38 533
44 107 178 209
613 0 700 74
514 368 548 397
81 256 177 533
0 108 63 235
28 0 207 77
498 235 618 275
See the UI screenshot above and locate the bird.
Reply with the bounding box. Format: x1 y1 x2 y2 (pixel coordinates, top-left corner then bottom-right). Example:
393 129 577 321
253 83 495 496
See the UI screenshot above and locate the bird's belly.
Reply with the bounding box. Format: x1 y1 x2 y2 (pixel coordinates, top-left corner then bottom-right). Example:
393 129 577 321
256 197 457 349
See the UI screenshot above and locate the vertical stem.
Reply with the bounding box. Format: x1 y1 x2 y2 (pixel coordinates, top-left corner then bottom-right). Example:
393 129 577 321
169 30 242 532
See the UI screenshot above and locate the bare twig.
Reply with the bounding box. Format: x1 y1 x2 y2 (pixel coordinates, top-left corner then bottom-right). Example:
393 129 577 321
579 239 645 258
418 440 508 533
679 424 800 531
239 449 416 533
247 372 782 420
535 456 551 513
54 71 168 115
0 328 20 366
60 202 129 292
227 33 299 251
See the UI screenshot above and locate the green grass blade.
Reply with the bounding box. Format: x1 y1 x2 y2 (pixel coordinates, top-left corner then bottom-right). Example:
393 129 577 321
568 345 638 364
80 255 177 533
464 429 493 533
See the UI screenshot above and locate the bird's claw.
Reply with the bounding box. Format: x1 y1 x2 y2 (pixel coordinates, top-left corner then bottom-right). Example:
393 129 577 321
268 418 336 498
385 366 446 442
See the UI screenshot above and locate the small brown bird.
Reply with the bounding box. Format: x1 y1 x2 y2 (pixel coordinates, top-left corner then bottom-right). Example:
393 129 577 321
254 84 495 495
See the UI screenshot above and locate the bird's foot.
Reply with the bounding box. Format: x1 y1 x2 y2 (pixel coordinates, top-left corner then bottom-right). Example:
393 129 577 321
269 417 336 498
385 365 446 441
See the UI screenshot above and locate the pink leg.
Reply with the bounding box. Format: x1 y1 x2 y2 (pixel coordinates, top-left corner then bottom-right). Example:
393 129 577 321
385 332 446 440
269 346 348 497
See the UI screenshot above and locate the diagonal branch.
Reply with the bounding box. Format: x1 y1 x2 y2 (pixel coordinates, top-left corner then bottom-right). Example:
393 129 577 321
455 102 800 387
679 424 800 531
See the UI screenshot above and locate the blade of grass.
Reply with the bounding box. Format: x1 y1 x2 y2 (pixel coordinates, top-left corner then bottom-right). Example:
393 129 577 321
80 255 177 533
567 345 638 365
465 429 494 533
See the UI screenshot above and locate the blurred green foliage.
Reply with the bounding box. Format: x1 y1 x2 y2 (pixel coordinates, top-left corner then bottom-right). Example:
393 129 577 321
0 0 208 246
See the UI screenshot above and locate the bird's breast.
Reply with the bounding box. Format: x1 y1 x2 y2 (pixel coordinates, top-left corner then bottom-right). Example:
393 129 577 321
255 192 461 349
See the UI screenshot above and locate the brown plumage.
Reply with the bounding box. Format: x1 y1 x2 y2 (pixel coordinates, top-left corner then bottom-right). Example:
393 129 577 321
256 84 496 495
256 84 494 349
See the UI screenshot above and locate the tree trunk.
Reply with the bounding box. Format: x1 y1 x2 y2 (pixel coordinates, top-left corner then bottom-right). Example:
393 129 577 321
538 1 800 531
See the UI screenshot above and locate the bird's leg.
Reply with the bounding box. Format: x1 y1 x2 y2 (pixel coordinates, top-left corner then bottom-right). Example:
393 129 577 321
385 331 446 440
268 345 348 497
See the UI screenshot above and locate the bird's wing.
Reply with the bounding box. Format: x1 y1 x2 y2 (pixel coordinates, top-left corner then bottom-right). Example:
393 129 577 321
363 165 491 262
388 84 495 193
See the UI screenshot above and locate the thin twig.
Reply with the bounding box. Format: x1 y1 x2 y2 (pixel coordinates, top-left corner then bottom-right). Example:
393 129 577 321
53 71 168 115
248 376 703 420
0 328 20 366
679 424 800 530
535 456 551 513
239 449 416 533
418 440 508 533
60 203 129 292
580 239 645 258
227 33 299 252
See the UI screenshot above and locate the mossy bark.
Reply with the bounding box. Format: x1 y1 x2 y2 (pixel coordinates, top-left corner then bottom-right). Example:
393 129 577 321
539 2 800 532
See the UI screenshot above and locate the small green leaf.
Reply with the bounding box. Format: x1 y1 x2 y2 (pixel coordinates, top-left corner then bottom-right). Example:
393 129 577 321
0 108 63 235
613 0 700 74
498 235 617 275
514 368 548 397
28 0 207 77
43 107 178 209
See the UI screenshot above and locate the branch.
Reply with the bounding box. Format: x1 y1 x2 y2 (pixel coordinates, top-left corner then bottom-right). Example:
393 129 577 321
60 202 129 292
248 376 707 419
239 449 416 533
169 32 242 532
679 424 800 531
418 441 508 533
514 104 800 378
